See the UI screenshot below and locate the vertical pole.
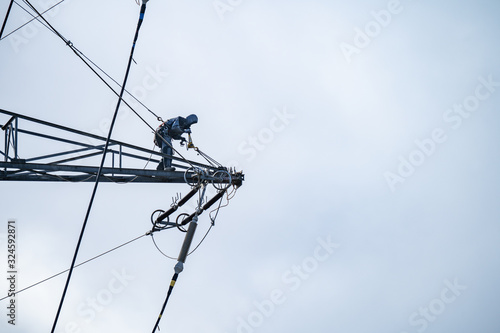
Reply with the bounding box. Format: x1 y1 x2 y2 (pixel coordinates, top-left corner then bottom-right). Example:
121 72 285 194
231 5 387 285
112 150 115 176
3 125 8 162
14 117 18 159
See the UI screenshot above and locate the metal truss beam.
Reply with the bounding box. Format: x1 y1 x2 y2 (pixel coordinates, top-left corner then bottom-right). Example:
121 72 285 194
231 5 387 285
0 109 244 186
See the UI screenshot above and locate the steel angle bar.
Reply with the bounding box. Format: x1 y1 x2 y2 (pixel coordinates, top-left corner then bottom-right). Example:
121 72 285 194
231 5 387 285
17 129 211 170
17 129 100 149
26 146 104 162
0 161 203 183
47 151 104 165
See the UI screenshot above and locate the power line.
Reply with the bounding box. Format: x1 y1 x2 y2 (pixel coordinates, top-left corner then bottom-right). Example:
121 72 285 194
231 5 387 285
9 0 202 170
3 0 163 128
70 44 164 122
0 186 235 302
152 271 178 332
46 1 150 331
20 0 67 42
3 1 242 331
0 233 148 302
11 0 196 169
152 272 179 333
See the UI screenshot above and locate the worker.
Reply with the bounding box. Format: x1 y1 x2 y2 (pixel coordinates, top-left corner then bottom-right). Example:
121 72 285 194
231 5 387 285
155 114 198 171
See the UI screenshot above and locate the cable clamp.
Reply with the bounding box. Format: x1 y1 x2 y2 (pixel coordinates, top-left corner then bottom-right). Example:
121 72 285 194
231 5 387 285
174 261 184 274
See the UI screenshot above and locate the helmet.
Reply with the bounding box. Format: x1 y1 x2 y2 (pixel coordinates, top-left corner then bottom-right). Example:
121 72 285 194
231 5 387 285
185 114 198 126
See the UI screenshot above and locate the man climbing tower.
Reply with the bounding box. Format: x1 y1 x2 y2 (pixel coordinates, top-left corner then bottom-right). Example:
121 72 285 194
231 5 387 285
155 114 198 171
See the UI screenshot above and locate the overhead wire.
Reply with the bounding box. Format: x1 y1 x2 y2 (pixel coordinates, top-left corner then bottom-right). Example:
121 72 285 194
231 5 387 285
0 185 231 299
28 0 198 167
15 0 199 170
8 0 164 130
3 1 238 327
19 0 65 40
4 0 219 172
41 1 150 331
152 271 178 333
4 0 227 173
2 4 241 333
12 2 168 130
15 0 158 128
0 233 148 302
70 44 163 122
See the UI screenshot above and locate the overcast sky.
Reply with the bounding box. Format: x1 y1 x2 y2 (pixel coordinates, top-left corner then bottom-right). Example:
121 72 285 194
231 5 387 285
1 0 500 332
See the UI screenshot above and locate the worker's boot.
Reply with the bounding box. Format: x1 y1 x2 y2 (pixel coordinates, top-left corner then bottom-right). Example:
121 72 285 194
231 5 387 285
164 158 175 171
